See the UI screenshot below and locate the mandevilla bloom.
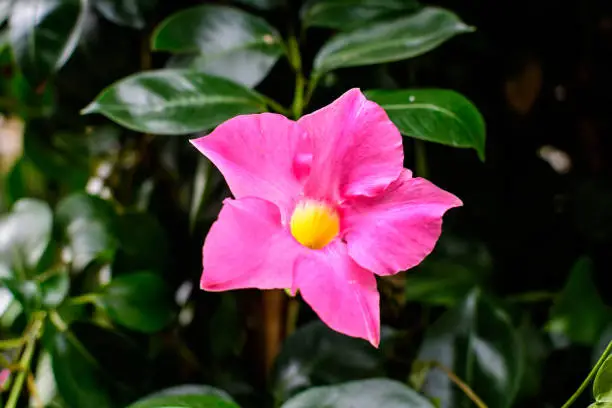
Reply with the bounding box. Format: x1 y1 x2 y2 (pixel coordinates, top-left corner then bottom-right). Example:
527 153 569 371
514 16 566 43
191 89 462 347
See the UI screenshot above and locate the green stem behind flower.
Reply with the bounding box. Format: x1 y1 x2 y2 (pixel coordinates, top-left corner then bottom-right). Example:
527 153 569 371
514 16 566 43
414 139 429 178
560 340 612 408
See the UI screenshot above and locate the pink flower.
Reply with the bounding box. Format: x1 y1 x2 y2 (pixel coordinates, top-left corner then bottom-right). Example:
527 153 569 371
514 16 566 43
191 89 462 347
0 368 9 390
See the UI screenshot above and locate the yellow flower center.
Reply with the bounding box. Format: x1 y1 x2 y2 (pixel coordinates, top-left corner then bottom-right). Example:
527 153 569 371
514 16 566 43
290 200 340 250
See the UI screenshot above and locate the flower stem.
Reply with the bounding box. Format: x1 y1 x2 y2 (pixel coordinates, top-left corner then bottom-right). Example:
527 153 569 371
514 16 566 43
261 95 291 116
560 340 612 408
429 361 488 408
68 293 101 307
5 314 44 408
286 34 306 119
414 139 429 178
0 338 23 350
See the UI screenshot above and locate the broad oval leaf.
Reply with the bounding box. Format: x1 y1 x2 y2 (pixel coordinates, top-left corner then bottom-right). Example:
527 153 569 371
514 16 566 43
366 88 486 160
233 0 284 10
313 6 473 75
126 394 240 408
301 0 419 31
417 289 522 408
546 257 612 346
46 329 114 408
271 321 384 402
55 193 117 271
281 379 434 408
82 69 267 135
93 0 154 29
113 212 168 273
153 5 283 88
136 385 234 403
0 199 53 274
9 0 87 85
101 271 175 333
594 354 612 403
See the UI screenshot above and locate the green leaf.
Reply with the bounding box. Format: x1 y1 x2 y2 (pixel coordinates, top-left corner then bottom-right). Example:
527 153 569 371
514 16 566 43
233 0 284 10
127 394 240 408
9 0 87 85
93 0 154 29
281 379 434 408
0 278 41 312
100 271 175 333
313 6 474 75
547 257 612 345
594 355 612 403
113 212 168 273
153 5 283 88
301 0 419 31
46 329 114 408
40 267 70 308
82 69 267 135
0 199 53 274
55 193 117 271
405 234 491 306
134 385 234 404
417 289 522 408
271 321 384 402
366 88 486 160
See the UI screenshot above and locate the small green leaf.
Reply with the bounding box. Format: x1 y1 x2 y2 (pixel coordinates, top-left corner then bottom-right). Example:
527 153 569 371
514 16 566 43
301 0 419 31
313 6 473 75
82 69 267 135
153 5 283 88
46 329 114 408
281 379 434 408
366 88 486 160
113 212 168 273
594 355 612 403
271 321 384 402
55 193 117 271
40 268 70 308
0 278 41 312
233 0 284 10
9 0 87 85
101 272 175 333
417 289 522 408
126 394 240 408
547 257 611 345
134 385 234 404
0 199 53 274
93 0 154 29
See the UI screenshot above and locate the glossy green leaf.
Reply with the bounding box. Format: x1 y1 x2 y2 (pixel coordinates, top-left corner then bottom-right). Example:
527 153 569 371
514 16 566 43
101 271 175 333
55 193 117 271
233 0 284 9
547 257 612 345
82 69 267 134
0 278 41 311
594 355 612 403
313 6 473 75
417 289 522 408
113 212 168 273
0 199 53 274
127 394 240 408
281 379 434 408
271 321 384 402
405 234 491 306
366 88 486 160
9 0 87 85
301 0 419 30
93 0 154 29
138 385 234 403
40 267 70 308
47 329 114 408
153 5 283 88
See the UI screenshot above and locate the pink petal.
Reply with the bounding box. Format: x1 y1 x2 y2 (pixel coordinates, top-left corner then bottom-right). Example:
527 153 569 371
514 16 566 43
294 241 380 347
201 197 305 291
298 88 403 202
343 170 462 276
191 113 310 215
